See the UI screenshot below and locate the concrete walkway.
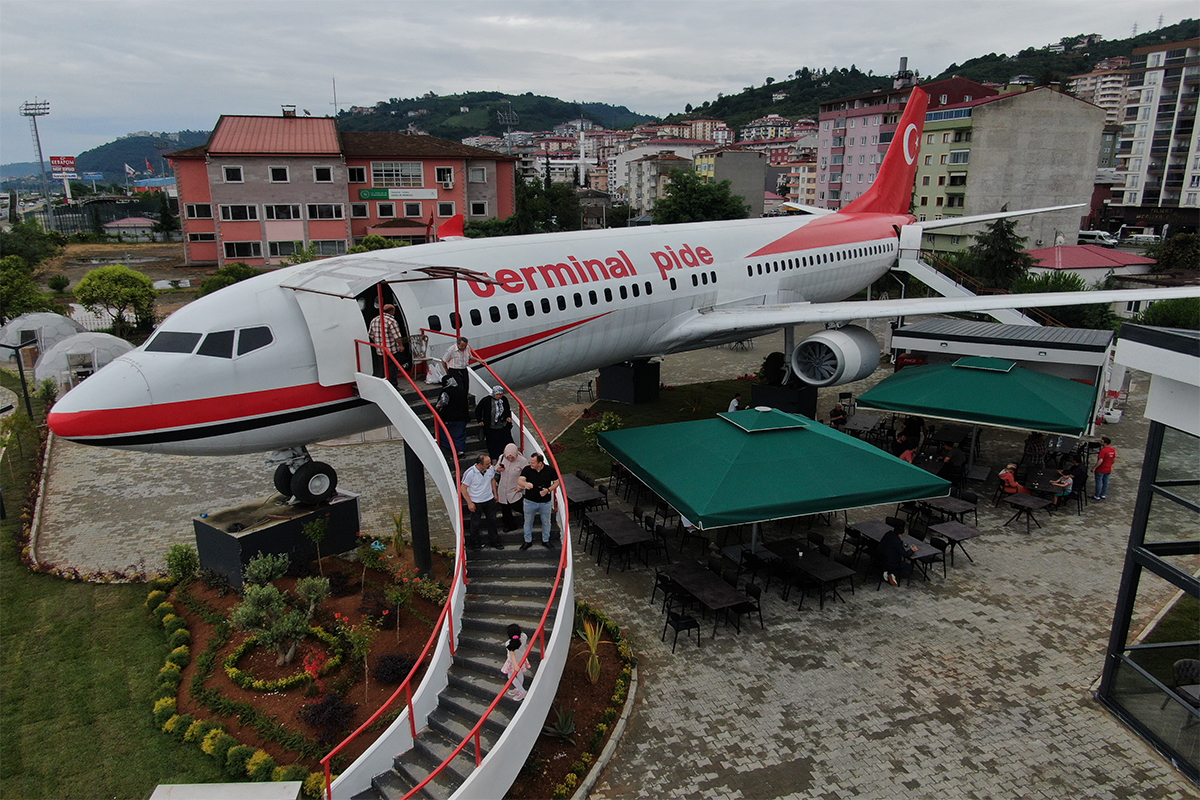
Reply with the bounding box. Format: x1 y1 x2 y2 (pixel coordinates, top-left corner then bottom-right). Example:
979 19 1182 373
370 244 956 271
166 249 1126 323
28 326 1199 797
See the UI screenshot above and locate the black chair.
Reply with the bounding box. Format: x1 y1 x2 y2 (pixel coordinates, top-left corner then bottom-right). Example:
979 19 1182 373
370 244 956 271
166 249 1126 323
721 568 739 588
738 549 767 587
832 553 857 594
662 611 700 653
577 379 594 402
884 516 906 537
918 536 949 579
707 555 725 575
729 583 764 633
1159 659 1200 724
654 500 679 529
991 478 1007 506
641 524 672 565
895 501 922 522
577 513 597 552
609 461 627 498
908 515 929 541
818 543 832 557
681 520 709 554
650 570 680 611
806 531 825 548
594 484 610 509
958 490 980 525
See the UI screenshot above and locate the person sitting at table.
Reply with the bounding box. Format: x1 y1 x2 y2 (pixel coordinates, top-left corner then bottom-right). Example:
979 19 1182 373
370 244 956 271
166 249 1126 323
939 442 968 482
829 403 847 429
1049 471 1073 507
898 447 915 463
999 463 1031 495
1065 453 1088 498
879 526 917 586
1022 432 1047 472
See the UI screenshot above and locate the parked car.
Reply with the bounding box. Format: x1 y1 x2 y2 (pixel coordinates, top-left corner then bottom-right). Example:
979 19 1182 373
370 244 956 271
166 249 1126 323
1124 233 1161 246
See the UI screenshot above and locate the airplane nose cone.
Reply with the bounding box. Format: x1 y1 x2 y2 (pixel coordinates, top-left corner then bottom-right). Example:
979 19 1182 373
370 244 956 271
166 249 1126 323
48 357 153 441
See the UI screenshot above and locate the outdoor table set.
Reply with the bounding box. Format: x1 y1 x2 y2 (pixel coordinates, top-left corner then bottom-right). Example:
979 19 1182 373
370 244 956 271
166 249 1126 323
763 539 856 609
1003 493 1053 534
586 509 652 573
920 495 977 524
658 561 752 638
562 474 603 513
928 520 982 565
841 412 882 436
850 519 942 583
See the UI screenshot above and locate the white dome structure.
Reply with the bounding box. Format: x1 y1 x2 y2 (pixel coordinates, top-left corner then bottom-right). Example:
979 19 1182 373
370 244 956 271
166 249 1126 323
0 313 85 364
34 332 134 386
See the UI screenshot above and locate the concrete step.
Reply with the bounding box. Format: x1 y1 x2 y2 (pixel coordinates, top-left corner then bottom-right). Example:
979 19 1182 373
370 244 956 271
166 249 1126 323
452 642 539 679
436 683 519 733
397 727 479 787
466 559 559 581
427 706 502 754
467 578 554 598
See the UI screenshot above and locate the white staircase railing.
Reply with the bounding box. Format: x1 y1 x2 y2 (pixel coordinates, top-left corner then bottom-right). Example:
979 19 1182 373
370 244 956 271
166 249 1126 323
895 253 1040 327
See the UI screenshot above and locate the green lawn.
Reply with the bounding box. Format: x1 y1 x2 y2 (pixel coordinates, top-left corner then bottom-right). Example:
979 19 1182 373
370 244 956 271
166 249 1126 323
1 370 222 798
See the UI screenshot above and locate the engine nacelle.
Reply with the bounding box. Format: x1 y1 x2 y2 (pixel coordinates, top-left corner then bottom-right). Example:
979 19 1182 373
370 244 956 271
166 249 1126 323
790 325 881 387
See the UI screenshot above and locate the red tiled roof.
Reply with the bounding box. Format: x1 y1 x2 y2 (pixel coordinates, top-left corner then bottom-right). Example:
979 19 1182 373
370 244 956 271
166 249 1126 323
1025 244 1156 270
165 145 207 159
207 115 341 155
340 132 516 160
368 218 428 229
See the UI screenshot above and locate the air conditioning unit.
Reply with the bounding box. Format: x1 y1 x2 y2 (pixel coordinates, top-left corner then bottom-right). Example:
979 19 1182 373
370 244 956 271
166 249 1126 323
441 181 453 190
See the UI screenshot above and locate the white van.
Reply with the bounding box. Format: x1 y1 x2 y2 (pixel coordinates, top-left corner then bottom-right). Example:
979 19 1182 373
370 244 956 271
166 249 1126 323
1125 233 1161 246
1077 230 1118 247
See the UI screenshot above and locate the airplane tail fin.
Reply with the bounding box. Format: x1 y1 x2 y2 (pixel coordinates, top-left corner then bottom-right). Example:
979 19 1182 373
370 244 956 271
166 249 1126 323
840 87 928 216
437 214 466 240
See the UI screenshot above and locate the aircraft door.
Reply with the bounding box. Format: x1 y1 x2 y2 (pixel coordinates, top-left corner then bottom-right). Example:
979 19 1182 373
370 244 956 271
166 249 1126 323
290 290 369 387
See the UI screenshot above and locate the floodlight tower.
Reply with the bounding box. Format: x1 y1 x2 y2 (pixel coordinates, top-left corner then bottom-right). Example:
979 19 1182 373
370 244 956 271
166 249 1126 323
20 99 56 230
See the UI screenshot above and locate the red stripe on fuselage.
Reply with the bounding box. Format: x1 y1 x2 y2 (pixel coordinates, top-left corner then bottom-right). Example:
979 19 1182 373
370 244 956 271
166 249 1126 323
472 313 611 361
48 383 358 438
746 212 911 259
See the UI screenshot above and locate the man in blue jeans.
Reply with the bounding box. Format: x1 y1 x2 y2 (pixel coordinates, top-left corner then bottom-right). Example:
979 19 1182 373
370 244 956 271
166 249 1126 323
517 452 559 549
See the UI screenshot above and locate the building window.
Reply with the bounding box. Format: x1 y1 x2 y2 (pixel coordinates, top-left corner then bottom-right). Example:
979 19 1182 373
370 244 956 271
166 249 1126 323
185 204 212 219
351 203 368 218
222 166 243 183
348 167 366 183
268 241 300 257
377 202 395 218
264 204 301 220
224 241 261 258
937 176 946 186
919 196 928 206
187 232 216 242
922 176 931 186
312 240 347 256
949 150 970 165
219 204 258 221
404 202 421 217
924 156 933 165
946 196 965 208
306 204 344 220
435 166 454 185
948 174 966 187
936 197 944 206
940 154 949 164
313 166 333 183
469 167 486 183
269 166 289 183
373 161 422 188
953 130 972 142
470 201 488 216
438 202 455 217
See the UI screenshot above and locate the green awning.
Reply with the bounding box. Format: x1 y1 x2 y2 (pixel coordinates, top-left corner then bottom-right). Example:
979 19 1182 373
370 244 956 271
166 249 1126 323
597 408 950 530
856 359 1097 436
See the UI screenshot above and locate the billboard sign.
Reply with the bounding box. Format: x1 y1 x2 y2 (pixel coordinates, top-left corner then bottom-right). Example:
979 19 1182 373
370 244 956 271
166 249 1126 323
50 156 78 179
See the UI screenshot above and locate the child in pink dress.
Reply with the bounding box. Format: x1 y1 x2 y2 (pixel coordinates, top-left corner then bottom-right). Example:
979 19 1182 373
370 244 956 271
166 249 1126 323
500 624 530 701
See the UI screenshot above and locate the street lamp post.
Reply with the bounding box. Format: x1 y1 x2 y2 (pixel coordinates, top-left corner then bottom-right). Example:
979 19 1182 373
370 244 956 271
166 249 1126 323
19 100 55 231
0 343 36 419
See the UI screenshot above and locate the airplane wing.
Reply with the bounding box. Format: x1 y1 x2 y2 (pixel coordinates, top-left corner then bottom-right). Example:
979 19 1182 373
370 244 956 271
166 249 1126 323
779 202 836 216
916 203 1085 231
665 285 1200 340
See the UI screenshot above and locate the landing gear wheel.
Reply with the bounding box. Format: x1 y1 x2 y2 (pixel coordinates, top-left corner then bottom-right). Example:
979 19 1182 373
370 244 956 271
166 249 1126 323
273 464 294 498
291 461 337 505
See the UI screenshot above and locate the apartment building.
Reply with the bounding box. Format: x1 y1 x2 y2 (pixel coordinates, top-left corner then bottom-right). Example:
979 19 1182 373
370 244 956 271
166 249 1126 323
912 87 1105 252
693 146 766 216
740 114 794 141
607 141 709 196
816 77 997 210
1110 38 1200 235
628 152 692 214
783 155 818 206
1068 64 1131 124
172 110 516 266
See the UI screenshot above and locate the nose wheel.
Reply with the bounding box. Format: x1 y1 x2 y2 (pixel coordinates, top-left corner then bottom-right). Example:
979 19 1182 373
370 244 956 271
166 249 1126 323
273 461 338 504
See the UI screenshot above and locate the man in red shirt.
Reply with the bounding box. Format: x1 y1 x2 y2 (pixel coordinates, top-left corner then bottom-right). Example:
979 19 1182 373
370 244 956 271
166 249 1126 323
1094 436 1116 499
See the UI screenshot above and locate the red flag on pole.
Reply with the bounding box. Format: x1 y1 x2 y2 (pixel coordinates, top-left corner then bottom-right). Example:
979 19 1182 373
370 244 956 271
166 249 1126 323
426 213 435 242
145 158 155 175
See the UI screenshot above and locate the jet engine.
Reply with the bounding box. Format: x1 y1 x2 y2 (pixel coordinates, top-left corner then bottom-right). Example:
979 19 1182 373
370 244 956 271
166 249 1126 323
790 325 882 386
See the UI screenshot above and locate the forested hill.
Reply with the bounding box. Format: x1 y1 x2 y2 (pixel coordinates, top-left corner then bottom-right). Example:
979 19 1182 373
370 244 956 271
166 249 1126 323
75 131 211 182
335 92 653 139
929 18 1198 84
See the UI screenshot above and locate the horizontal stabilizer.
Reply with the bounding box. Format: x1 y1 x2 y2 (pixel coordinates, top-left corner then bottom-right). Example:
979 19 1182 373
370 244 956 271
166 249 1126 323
916 204 1085 231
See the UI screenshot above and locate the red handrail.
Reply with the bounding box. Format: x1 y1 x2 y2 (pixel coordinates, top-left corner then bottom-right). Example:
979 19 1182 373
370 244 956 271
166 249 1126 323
322 344 467 799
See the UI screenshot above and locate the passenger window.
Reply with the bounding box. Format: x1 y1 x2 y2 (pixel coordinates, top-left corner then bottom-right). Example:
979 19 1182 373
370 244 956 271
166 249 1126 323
470 309 482 326
541 298 551 314
573 293 583 308
670 278 678 290
645 282 652 295
427 315 442 332
524 300 535 317
507 303 518 320
588 290 597 305
490 306 501 323
557 295 566 311
449 312 460 329
710 271 717 283
631 284 640 298
604 288 613 302
619 286 628 300
145 331 202 353
746 266 752 277
701 273 708 285
236 327 273 356
692 275 698 287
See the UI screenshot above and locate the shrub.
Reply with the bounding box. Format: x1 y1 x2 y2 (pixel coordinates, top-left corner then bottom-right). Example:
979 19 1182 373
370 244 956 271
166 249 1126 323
163 615 187 635
413 575 450 605
172 714 195 741
170 628 192 648
153 601 176 621
152 696 176 726
161 714 182 735
198 566 231 595
303 772 330 799
164 543 200 583
145 589 168 612
225 744 256 777
157 662 182 690
243 552 289 586
373 653 416 685
47 274 70 293
167 645 191 668
299 693 357 745
183 718 214 744
327 571 353 597
274 764 310 782
201 729 237 760
583 411 623 450
246 748 276 781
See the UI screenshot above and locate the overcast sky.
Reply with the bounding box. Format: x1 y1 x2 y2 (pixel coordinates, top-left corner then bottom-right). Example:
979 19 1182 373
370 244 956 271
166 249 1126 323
1 0 1195 160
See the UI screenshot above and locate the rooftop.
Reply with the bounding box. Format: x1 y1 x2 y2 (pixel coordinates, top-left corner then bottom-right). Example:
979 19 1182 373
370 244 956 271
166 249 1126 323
207 115 341 155
1025 244 1156 271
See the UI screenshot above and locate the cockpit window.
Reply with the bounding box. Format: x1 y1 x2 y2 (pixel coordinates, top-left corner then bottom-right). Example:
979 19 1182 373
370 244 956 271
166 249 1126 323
197 330 235 358
145 331 202 353
236 326 273 356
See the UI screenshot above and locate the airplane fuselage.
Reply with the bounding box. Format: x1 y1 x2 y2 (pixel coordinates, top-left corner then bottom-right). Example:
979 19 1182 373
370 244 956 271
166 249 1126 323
48 210 907 456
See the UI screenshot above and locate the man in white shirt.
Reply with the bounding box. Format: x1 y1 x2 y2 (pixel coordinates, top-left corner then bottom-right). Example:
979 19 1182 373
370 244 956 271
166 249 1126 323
728 393 742 413
443 336 472 389
459 454 504 549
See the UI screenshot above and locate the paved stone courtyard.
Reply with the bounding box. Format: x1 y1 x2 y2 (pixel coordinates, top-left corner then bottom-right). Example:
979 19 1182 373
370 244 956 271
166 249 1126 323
27 326 1200 798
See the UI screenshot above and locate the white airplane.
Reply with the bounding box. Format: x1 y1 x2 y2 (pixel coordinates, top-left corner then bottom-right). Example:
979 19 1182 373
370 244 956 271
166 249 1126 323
48 88 1198 502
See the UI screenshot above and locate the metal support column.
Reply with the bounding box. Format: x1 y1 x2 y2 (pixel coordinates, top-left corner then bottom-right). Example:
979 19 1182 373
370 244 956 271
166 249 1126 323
405 442 432 578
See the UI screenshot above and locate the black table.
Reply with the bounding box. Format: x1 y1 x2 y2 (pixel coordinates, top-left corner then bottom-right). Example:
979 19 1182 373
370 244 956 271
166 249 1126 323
764 539 855 609
1003 494 1052 534
854 523 939 582
562 474 603 511
922 495 977 523
849 519 894 539
659 561 749 637
587 509 652 572
913 454 945 475
929 520 981 565
842 413 881 435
